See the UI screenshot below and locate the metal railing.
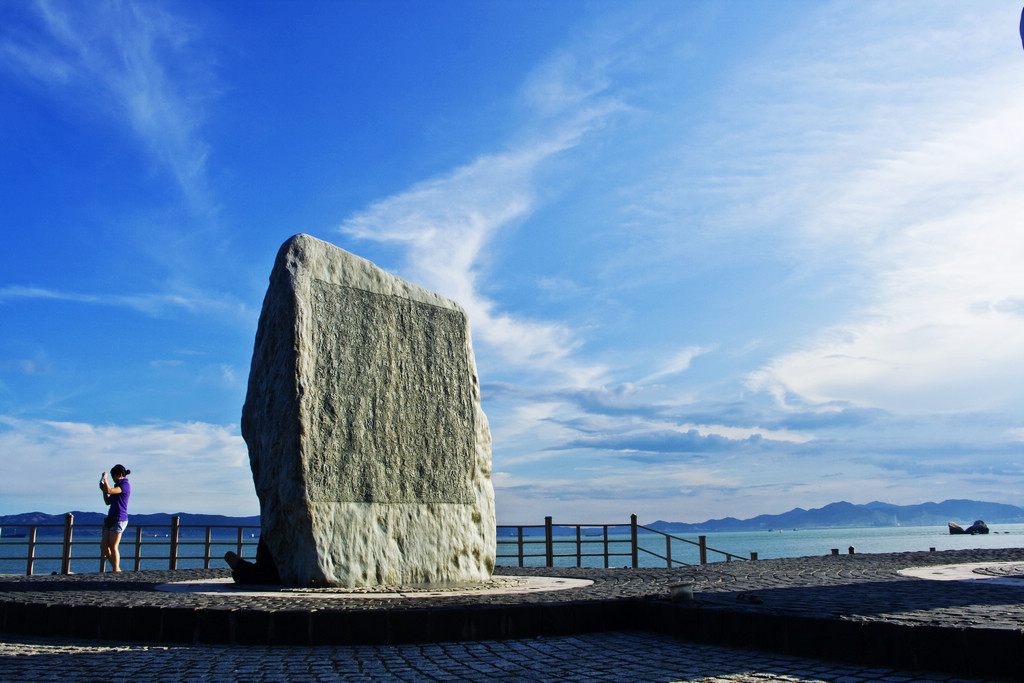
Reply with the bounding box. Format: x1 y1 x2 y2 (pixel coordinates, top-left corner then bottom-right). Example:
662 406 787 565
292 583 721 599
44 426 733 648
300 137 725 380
0 512 755 576
0 513 260 575
495 514 756 568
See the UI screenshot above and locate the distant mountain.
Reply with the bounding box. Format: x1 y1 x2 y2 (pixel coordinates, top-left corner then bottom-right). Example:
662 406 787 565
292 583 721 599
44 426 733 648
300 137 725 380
646 499 1024 533
4 499 1023 536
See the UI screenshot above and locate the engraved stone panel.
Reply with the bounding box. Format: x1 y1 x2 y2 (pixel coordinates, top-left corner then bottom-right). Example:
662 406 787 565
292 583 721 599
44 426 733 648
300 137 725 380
306 280 473 504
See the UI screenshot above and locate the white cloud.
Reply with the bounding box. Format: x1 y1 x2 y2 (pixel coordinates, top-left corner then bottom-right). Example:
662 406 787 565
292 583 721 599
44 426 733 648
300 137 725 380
0 416 255 516
677 421 812 445
638 345 713 384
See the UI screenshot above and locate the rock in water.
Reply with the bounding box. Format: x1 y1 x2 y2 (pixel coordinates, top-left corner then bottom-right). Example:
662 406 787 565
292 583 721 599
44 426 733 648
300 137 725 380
965 520 989 535
242 234 495 587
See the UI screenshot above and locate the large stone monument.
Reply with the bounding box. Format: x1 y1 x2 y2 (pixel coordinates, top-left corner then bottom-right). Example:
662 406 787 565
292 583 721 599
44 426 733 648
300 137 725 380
241 234 495 587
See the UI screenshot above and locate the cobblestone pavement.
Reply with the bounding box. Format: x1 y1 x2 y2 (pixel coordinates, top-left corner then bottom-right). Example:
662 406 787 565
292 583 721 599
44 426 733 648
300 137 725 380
674 549 1024 630
4 549 1024 681
0 630 999 682
5 548 1024 620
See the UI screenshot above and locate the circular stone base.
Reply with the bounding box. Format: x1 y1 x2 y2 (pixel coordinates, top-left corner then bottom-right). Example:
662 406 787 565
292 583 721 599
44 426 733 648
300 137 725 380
156 575 593 599
898 561 1024 586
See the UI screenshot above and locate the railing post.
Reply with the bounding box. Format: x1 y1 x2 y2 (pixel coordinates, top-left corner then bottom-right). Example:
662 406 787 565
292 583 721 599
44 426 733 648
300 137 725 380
204 527 213 569
750 551 758 561
665 534 672 568
544 516 553 567
630 514 638 568
26 526 37 576
61 513 73 575
698 535 707 564
237 526 244 558
517 527 524 568
134 526 143 571
603 525 609 569
575 526 582 567
169 516 180 570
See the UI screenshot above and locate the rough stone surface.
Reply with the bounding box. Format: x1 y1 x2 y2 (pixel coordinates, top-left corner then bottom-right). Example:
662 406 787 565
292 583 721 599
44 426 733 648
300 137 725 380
241 234 495 587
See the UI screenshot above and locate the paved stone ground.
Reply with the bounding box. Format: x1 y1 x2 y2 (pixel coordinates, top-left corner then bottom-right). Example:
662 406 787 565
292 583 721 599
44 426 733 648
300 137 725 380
6 547 1024 618
672 548 1024 631
0 630 998 682
3 548 1024 681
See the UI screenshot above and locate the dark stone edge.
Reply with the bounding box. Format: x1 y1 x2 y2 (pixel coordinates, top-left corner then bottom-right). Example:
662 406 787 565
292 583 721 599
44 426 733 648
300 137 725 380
636 600 1024 681
0 595 1019 679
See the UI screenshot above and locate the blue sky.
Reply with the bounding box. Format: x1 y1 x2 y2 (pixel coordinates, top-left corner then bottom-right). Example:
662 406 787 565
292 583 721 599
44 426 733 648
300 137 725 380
3 1 1024 524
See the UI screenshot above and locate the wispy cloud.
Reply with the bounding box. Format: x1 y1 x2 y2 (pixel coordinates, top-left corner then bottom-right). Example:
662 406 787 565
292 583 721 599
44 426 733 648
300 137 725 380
744 7 1024 414
638 345 714 385
595 2 1024 415
0 358 54 375
2 0 214 212
339 59 624 386
0 284 249 323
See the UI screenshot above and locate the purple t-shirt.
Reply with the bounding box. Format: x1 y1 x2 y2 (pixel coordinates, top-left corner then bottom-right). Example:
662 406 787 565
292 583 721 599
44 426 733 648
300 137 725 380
108 478 130 521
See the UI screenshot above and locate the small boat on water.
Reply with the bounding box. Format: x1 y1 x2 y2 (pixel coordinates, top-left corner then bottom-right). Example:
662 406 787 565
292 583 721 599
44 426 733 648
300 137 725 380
948 520 989 535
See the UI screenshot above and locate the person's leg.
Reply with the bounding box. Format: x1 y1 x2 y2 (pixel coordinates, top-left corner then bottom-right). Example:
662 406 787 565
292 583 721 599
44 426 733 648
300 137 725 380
224 551 240 570
109 531 123 572
100 530 110 571
224 551 262 583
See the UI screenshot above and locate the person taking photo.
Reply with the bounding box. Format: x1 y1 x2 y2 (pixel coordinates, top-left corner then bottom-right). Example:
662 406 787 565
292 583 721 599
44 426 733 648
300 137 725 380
99 464 131 572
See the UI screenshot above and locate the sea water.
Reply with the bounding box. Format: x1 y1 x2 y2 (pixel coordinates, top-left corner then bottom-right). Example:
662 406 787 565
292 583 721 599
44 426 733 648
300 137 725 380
666 524 1024 562
496 524 1024 569
3 524 1023 575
